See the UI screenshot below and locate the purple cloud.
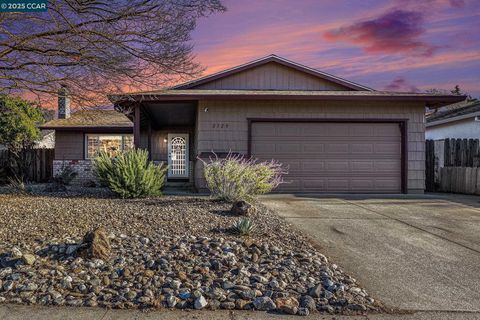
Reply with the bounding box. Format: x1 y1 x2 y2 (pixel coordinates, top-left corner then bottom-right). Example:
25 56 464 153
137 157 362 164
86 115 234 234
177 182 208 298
384 77 420 92
323 10 437 57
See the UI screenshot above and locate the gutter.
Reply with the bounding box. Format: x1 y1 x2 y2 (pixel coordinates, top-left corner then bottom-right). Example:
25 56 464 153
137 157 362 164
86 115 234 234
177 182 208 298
426 111 480 127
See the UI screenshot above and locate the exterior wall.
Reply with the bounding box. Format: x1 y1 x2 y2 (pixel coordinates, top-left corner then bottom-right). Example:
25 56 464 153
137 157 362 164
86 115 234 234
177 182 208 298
54 131 84 160
426 118 480 140
193 62 349 91
139 128 195 162
195 100 426 193
53 159 96 185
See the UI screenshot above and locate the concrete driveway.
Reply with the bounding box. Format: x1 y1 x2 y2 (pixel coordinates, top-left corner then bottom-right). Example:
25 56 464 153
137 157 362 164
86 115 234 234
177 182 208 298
261 193 480 314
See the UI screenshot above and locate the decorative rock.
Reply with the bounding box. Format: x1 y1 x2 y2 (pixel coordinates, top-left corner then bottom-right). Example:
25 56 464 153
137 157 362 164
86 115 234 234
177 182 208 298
11 247 22 259
220 301 235 310
308 284 322 298
230 200 255 216
166 295 177 308
275 297 299 315
252 297 276 311
76 227 111 260
194 295 208 309
178 292 191 300
299 295 316 311
66 244 80 255
22 254 36 265
3 280 14 291
235 299 250 310
297 307 310 316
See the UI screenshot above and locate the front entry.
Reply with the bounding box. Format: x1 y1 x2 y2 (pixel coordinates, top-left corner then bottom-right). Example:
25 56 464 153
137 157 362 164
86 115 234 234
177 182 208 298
167 133 189 179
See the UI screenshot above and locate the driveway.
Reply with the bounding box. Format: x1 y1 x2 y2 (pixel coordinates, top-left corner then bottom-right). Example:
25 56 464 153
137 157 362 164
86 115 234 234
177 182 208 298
261 193 480 314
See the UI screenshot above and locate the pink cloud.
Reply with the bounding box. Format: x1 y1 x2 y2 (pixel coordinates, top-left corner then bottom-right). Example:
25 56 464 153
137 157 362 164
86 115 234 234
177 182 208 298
323 10 438 57
384 77 420 92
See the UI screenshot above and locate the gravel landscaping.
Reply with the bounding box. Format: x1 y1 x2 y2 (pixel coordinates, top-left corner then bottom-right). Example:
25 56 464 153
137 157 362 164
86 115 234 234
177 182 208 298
0 186 378 315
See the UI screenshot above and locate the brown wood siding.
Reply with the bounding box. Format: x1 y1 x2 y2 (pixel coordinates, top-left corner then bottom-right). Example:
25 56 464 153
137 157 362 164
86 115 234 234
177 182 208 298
54 131 84 160
195 100 426 193
194 62 349 91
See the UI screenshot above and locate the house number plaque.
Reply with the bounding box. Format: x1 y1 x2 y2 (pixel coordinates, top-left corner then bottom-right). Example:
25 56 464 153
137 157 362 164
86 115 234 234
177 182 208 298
212 123 229 129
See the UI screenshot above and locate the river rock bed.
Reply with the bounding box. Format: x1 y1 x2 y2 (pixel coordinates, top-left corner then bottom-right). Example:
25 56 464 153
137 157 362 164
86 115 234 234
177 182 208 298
0 192 377 315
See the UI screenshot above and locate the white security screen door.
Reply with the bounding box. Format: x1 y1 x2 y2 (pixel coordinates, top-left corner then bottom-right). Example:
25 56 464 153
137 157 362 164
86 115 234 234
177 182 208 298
167 133 189 178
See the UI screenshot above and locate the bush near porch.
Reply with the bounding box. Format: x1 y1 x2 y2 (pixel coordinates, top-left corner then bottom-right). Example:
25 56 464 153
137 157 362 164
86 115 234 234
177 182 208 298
201 153 286 202
93 149 167 198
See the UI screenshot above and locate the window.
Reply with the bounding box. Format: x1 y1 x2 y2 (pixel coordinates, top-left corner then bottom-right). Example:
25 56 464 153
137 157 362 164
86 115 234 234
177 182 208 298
85 134 134 159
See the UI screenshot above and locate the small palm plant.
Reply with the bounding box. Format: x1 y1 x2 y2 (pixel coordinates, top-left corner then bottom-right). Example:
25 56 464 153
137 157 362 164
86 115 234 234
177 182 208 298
233 217 256 236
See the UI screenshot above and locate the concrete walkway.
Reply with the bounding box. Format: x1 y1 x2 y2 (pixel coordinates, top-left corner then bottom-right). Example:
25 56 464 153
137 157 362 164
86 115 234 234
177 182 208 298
261 193 480 315
1 303 480 320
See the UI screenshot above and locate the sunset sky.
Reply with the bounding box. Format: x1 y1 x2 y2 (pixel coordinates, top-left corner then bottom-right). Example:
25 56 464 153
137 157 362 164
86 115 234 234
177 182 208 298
190 0 480 97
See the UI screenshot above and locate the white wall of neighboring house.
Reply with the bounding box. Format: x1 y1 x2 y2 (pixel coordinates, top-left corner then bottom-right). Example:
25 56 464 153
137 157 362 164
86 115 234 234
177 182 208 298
426 117 480 140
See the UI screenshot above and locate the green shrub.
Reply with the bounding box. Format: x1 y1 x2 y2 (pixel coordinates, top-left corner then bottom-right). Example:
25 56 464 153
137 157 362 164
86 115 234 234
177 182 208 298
200 153 286 202
233 217 256 236
93 149 167 198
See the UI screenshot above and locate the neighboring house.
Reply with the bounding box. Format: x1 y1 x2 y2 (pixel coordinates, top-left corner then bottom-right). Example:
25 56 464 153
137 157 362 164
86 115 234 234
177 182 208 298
42 55 464 193
0 130 55 150
426 100 480 140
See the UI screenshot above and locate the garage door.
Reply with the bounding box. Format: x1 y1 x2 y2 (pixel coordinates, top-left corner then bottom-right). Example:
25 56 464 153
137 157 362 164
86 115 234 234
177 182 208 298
251 122 402 193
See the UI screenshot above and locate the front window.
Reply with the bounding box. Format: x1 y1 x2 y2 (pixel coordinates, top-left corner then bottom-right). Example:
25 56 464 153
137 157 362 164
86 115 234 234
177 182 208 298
85 134 134 159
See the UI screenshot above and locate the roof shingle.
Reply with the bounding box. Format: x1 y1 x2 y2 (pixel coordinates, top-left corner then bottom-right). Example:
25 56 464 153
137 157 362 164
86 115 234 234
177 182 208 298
40 110 132 129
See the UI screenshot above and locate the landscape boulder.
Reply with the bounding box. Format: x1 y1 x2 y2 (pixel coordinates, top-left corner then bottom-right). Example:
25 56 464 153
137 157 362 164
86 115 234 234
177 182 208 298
230 200 255 216
76 227 111 260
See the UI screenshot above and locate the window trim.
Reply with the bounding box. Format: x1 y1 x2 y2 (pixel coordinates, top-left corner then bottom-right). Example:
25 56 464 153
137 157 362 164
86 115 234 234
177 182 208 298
84 133 134 160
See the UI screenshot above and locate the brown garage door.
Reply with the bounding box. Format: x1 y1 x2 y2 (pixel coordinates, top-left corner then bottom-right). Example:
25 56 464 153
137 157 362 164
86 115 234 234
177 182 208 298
251 121 402 193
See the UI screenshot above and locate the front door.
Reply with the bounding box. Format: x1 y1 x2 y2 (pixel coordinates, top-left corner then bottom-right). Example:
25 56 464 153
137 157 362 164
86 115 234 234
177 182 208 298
167 133 189 178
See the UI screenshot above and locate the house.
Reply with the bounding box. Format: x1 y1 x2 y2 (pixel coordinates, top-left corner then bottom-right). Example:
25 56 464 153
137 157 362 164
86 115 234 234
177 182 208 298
426 100 480 140
42 55 465 193
41 87 133 182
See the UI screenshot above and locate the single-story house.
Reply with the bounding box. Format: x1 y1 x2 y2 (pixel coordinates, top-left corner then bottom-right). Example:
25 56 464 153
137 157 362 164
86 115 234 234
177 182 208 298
426 100 480 140
42 55 465 193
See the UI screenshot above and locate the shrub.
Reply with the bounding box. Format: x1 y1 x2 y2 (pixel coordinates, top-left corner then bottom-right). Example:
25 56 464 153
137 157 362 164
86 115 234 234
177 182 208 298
200 153 286 202
233 217 256 236
93 149 167 198
53 162 78 185
7 176 30 194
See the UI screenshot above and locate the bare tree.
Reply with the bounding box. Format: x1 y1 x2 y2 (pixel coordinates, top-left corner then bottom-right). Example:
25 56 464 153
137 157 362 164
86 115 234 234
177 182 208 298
0 0 225 107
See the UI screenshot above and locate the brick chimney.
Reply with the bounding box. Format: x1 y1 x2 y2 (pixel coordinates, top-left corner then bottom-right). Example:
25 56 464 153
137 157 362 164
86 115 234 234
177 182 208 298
58 84 70 119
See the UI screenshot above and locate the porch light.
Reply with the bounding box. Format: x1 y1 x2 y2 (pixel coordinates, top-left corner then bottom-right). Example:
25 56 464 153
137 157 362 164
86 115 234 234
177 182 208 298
164 138 168 143
204 107 208 112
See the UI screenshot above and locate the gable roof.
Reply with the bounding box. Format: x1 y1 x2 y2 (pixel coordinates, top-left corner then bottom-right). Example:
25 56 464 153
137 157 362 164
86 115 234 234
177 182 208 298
40 110 132 130
172 54 373 91
427 100 480 127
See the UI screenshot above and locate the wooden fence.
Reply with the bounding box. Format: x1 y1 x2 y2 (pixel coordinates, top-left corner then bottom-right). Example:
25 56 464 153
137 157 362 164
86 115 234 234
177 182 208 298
443 138 480 167
438 167 480 194
0 148 54 183
425 138 480 194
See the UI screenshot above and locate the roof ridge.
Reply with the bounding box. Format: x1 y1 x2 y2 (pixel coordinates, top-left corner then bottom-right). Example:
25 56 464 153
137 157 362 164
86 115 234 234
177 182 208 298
171 54 373 91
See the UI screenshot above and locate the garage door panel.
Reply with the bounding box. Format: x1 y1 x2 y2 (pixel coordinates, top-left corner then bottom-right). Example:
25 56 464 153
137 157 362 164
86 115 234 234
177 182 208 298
351 143 374 153
325 143 349 153
327 179 349 190
349 125 375 136
374 143 401 154
252 122 402 193
351 161 374 171
326 161 349 171
375 124 401 136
